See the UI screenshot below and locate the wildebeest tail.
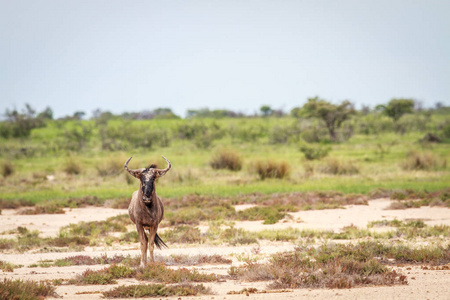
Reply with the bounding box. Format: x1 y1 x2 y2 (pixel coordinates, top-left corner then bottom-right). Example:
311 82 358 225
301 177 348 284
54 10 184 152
154 233 168 249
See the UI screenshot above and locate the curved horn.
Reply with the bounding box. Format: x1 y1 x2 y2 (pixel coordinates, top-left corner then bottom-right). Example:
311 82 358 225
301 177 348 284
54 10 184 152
124 156 142 178
156 156 171 176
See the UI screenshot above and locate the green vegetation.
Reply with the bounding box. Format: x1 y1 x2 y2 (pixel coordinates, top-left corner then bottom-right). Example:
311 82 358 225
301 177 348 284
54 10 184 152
103 283 210 298
70 262 218 285
0 260 19 272
0 102 448 204
230 240 450 289
136 262 218 283
70 264 136 285
229 241 409 289
1 102 449 296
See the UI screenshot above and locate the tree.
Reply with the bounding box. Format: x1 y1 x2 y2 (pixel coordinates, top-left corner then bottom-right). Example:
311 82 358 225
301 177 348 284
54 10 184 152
73 111 86 120
301 97 355 142
376 98 415 121
260 105 272 117
37 107 53 120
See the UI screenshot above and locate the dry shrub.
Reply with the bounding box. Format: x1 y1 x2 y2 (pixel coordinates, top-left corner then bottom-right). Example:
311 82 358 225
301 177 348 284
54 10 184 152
108 197 130 209
0 278 57 299
0 238 16 250
161 226 205 244
220 227 258 246
1 161 14 177
230 242 409 289
63 155 82 175
210 149 243 171
70 264 136 285
0 198 34 209
60 215 128 238
136 262 218 283
318 158 359 175
252 160 290 179
0 261 16 272
103 283 210 298
18 203 65 215
401 151 447 171
164 254 232 266
237 205 297 224
47 236 90 247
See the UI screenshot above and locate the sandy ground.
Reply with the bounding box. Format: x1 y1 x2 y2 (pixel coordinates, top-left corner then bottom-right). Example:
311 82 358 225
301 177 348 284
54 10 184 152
1 198 449 299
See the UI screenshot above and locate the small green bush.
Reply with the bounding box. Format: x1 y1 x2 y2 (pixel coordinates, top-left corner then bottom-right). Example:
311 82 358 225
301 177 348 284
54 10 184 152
299 143 330 160
210 149 243 171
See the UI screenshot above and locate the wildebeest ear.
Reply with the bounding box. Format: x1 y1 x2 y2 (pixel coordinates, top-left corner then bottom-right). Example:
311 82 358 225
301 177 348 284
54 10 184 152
127 168 144 179
156 156 171 177
124 157 144 179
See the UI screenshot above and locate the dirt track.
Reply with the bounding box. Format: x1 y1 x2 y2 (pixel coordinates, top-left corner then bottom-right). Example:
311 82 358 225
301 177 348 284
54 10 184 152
1 199 449 299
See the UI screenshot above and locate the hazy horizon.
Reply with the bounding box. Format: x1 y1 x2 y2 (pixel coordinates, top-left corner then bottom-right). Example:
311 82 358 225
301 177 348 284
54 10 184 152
2 1 449 118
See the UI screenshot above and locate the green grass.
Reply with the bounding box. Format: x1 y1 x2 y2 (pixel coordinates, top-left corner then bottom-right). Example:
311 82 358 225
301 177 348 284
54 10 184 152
0 116 449 204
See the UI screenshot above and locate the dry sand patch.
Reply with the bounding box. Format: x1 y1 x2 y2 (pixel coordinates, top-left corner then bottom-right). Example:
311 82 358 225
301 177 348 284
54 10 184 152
1 199 450 299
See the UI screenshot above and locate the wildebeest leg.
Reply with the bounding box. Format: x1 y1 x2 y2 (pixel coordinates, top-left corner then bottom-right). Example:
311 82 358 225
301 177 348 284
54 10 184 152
147 226 157 263
136 224 148 267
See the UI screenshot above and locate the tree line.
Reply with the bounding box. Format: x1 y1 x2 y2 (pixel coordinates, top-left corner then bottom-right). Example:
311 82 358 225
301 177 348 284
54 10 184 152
0 97 448 142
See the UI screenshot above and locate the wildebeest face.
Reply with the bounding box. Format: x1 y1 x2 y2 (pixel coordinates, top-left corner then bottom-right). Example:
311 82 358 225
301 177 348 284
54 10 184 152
124 156 171 205
140 164 158 203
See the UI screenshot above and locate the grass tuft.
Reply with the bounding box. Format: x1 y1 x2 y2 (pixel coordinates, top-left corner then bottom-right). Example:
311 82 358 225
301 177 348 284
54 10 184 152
63 155 82 175
136 262 218 283
299 143 330 160
0 278 57 299
252 160 290 179
230 242 410 289
70 264 136 285
161 226 205 244
0 260 18 272
210 148 243 171
1 161 14 177
318 158 359 175
163 254 232 266
102 283 211 298
401 151 447 171
237 205 297 224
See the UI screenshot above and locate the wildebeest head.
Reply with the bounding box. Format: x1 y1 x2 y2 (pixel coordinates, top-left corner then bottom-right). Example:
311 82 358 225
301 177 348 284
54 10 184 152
124 156 171 204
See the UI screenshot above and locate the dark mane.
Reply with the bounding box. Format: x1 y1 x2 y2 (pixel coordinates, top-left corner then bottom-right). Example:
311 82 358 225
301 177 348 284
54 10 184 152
147 164 157 170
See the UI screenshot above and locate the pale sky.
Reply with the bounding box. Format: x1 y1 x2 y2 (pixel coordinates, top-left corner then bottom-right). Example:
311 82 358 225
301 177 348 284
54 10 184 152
1 0 449 118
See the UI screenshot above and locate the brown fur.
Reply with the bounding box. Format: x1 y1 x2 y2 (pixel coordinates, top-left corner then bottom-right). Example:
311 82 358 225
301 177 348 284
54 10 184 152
124 156 171 267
